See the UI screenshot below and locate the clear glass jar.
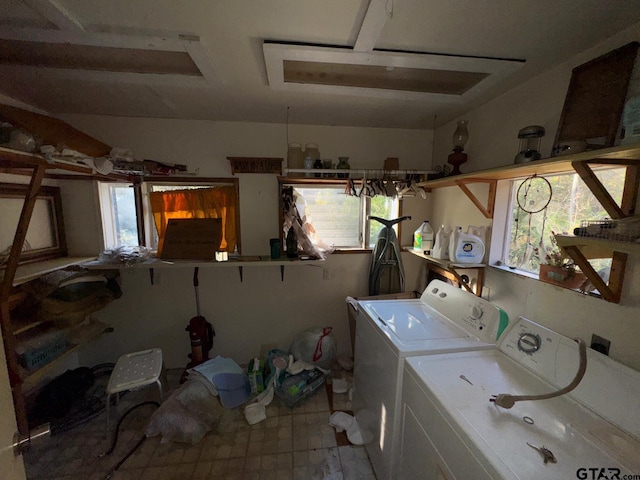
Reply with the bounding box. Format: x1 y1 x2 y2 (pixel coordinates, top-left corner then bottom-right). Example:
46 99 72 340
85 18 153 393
287 143 304 169
304 143 320 162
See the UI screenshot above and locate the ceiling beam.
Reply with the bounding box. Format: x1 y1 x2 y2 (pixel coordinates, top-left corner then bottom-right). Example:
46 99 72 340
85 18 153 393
23 0 85 32
354 0 391 52
179 34 221 86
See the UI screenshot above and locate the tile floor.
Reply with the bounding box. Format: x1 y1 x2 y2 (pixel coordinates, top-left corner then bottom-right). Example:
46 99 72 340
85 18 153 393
24 368 376 480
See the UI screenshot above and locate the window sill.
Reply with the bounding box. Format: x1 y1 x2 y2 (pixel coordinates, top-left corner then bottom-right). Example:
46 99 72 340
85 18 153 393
332 248 371 254
489 263 603 298
489 263 538 280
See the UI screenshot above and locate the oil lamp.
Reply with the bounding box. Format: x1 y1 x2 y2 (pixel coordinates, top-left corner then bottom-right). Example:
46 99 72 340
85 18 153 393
448 120 468 175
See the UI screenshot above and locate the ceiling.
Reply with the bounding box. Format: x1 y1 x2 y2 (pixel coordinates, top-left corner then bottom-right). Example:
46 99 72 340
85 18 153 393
0 0 639 130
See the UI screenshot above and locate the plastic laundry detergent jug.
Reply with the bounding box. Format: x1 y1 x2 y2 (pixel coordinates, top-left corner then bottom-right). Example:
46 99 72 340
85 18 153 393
450 232 485 264
431 225 450 259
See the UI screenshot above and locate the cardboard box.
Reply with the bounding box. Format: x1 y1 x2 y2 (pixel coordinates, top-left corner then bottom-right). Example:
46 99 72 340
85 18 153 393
159 218 222 260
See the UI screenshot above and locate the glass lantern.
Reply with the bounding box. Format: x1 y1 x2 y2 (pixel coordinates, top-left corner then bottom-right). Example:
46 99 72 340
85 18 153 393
514 125 545 164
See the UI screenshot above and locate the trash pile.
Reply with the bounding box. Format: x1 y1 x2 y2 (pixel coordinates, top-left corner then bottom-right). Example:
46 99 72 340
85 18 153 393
145 326 352 445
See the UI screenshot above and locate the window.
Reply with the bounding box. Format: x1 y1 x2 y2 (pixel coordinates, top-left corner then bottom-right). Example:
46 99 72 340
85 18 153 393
281 181 400 249
503 168 626 274
97 182 139 248
0 183 67 264
98 178 240 253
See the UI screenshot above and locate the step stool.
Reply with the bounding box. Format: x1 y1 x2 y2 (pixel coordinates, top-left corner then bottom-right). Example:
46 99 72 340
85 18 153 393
106 348 164 430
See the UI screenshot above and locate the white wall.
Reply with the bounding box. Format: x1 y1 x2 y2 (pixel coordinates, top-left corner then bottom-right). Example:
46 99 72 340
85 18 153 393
432 22 640 370
55 116 433 368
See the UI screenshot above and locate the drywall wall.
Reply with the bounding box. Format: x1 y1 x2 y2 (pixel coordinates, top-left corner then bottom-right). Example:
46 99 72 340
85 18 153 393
431 22 640 370
54 116 433 367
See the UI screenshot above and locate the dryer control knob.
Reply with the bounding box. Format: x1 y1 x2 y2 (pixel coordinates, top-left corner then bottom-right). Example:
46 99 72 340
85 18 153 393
439 292 447 298
471 306 483 319
431 288 439 294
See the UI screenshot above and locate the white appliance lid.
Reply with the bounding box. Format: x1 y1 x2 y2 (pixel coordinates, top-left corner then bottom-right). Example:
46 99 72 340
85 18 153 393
405 350 640 478
364 301 470 342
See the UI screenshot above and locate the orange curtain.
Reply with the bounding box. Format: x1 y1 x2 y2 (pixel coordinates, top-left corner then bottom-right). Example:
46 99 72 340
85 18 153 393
150 187 237 254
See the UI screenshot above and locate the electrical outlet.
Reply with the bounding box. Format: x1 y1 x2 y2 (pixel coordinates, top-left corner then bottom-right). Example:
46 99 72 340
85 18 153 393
481 286 490 300
591 334 611 356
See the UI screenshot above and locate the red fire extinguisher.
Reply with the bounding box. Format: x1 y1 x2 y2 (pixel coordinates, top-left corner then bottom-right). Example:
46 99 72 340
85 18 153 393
181 268 214 383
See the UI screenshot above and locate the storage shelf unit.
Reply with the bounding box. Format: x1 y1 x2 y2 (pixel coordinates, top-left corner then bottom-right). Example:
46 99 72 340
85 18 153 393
3 257 97 287
0 145 123 434
415 143 640 303
19 320 109 388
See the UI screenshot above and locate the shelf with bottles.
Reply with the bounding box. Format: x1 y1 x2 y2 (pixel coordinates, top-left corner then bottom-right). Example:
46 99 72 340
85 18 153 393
283 168 433 179
407 249 485 296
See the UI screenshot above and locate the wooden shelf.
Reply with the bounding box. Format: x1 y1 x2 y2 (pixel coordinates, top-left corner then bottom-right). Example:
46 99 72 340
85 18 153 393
0 146 131 181
82 256 323 269
407 249 485 296
555 235 640 258
418 143 640 189
19 320 110 387
2 256 97 287
82 255 324 282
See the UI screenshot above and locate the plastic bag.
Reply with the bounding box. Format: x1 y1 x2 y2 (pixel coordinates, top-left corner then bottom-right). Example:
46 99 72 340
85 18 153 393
290 327 336 369
145 378 224 444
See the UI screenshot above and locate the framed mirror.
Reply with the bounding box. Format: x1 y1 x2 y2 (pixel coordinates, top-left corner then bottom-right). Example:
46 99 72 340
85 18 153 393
0 183 67 265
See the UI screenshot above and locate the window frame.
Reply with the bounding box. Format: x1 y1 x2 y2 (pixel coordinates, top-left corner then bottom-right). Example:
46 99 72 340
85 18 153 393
97 176 241 253
491 166 626 280
278 177 403 251
0 182 67 264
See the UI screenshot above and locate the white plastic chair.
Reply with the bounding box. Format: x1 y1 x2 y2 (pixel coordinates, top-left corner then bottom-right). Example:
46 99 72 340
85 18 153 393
106 348 164 430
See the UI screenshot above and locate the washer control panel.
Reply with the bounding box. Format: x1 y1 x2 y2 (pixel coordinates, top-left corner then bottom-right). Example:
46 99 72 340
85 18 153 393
499 316 578 383
422 280 508 343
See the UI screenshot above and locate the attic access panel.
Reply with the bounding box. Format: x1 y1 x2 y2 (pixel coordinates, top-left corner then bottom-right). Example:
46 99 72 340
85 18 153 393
283 60 488 95
0 38 202 76
264 43 524 102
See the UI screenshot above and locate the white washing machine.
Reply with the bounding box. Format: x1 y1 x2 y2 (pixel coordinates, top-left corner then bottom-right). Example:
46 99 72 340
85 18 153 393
400 316 640 479
352 279 509 480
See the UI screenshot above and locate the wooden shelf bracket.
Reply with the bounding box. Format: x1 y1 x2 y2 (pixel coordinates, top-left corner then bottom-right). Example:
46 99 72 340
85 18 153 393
454 178 497 219
572 159 640 219
562 245 627 303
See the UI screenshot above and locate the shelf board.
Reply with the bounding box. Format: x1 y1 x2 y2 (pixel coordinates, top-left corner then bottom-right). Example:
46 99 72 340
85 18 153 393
2 256 97 287
0 146 130 180
20 320 109 386
407 249 486 268
554 234 640 259
81 256 324 269
418 143 640 189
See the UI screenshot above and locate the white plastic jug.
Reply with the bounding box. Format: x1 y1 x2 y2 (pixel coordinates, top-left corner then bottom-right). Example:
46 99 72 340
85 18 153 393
466 226 488 262
450 232 485 264
431 225 449 259
413 221 434 253
448 226 462 261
